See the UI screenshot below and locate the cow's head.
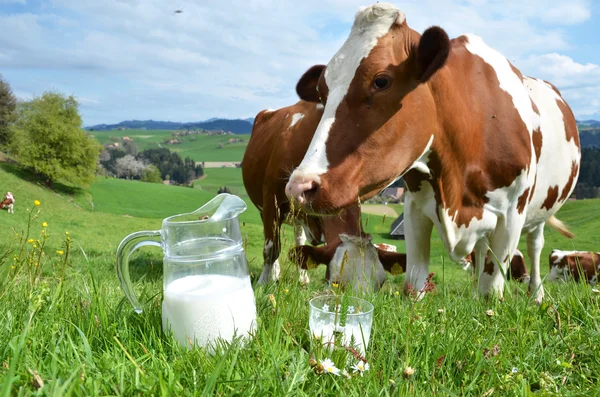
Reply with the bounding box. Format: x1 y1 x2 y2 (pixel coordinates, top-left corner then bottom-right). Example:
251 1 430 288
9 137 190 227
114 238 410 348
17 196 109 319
289 234 406 292
286 3 450 213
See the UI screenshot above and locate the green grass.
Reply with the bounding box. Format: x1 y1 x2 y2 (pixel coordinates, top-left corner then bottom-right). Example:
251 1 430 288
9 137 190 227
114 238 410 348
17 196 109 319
2 162 600 395
90 129 249 162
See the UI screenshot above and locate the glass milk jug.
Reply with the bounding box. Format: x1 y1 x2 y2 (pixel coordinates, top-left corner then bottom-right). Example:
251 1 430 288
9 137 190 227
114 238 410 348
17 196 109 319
116 194 257 350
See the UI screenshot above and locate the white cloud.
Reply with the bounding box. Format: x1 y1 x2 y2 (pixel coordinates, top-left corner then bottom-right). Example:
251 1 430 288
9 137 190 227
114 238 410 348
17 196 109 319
521 53 600 117
0 0 596 124
540 2 591 26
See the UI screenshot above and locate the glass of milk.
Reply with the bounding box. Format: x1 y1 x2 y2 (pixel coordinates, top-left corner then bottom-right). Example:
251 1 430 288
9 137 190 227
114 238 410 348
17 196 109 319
308 295 374 355
116 194 257 351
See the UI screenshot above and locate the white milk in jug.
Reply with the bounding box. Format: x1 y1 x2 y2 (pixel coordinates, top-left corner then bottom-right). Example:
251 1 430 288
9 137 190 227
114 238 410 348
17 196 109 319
162 274 257 350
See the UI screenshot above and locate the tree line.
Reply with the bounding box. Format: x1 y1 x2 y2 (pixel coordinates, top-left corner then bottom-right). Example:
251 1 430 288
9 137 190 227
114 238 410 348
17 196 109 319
574 147 600 199
99 145 203 185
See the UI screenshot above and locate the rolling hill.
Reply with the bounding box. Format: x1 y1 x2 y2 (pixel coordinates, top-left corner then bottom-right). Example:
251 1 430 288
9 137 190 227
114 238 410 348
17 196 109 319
86 118 254 134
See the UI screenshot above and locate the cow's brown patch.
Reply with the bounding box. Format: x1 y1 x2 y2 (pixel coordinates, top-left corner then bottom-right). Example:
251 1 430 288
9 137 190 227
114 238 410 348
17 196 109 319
558 161 579 202
517 188 530 214
528 174 537 203
483 259 495 275
532 127 542 163
530 98 540 115
541 186 559 210
554 96 580 146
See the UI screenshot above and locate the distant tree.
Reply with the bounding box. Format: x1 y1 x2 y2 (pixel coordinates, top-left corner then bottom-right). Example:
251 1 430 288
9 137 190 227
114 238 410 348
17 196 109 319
0 75 17 148
115 155 146 179
10 92 102 187
141 164 163 183
122 139 138 155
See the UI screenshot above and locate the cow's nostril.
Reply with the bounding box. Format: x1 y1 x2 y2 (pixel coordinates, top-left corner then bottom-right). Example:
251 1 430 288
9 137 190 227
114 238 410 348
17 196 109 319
303 181 319 201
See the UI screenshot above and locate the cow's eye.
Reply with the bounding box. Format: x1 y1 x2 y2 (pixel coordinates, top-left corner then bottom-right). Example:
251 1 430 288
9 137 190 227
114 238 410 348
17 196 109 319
373 76 392 90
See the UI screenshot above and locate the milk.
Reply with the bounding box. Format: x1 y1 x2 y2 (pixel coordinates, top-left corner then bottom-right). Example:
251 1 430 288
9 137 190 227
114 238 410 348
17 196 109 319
310 322 371 355
162 274 257 350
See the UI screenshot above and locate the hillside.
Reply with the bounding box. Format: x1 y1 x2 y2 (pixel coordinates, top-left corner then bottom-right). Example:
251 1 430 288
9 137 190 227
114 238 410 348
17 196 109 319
86 118 254 134
90 129 251 162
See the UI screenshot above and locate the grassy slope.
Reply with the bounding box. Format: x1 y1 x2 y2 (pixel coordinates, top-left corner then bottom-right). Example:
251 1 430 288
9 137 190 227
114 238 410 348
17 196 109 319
91 129 250 162
2 163 600 394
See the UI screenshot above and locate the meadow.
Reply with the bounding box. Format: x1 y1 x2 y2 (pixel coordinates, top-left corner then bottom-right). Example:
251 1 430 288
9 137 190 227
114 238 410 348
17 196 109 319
1 160 600 395
90 129 250 162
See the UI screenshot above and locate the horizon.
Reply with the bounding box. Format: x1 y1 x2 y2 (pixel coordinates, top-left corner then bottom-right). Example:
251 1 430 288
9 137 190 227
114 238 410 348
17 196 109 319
1 1 600 125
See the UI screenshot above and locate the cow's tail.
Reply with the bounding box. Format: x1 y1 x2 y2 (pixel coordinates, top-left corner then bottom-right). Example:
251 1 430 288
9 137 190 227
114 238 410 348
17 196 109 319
547 216 575 239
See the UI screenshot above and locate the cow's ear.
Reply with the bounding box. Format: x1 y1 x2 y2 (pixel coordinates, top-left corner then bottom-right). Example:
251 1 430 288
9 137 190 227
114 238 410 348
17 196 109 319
296 65 326 103
416 26 450 83
377 251 406 276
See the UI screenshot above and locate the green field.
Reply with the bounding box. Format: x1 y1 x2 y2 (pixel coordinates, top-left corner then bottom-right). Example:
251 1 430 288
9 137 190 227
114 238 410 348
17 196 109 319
90 129 250 162
2 162 600 395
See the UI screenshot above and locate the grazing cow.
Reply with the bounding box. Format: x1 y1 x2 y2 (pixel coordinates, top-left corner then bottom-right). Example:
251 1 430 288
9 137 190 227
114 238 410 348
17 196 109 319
242 100 402 289
462 249 530 283
291 234 406 291
1 192 14 214
547 250 600 284
286 3 580 303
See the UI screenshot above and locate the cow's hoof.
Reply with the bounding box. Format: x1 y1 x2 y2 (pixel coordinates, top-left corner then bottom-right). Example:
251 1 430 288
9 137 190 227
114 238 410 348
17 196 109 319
529 283 544 305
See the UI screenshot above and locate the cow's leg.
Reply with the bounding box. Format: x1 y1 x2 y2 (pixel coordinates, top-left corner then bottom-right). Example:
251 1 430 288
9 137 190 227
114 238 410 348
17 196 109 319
478 214 523 299
527 223 545 304
293 222 310 285
257 201 281 285
403 194 433 299
472 240 488 298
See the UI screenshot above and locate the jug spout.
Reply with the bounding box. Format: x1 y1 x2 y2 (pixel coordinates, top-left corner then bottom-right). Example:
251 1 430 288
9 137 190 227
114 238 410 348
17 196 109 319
163 193 247 225
202 193 247 222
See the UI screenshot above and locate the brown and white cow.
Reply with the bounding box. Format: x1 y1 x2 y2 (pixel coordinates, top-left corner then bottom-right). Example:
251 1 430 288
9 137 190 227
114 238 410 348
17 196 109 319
290 234 406 291
1 192 14 214
242 100 405 289
462 249 530 284
547 250 600 284
285 3 580 303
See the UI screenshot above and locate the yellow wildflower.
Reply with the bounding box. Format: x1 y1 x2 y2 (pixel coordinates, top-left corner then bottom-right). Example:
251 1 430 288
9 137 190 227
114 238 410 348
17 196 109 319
34 200 41 206
57 250 64 255
65 231 69 236
42 222 48 228
268 294 276 308
28 239 34 243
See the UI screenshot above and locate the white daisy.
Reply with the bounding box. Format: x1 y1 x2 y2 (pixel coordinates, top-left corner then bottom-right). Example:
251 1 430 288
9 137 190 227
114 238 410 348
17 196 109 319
348 305 355 314
320 358 340 376
351 360 370 376
322 303 330 312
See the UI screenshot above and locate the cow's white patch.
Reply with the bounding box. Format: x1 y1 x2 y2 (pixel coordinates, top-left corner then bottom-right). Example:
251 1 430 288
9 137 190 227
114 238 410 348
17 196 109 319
316 103 324 110
289 113 305 129
547 262 568 282
294 223 307 246
522 77 580 228
465 35 537 134
329 234 386 292
294 3 403 177
406 135 434 175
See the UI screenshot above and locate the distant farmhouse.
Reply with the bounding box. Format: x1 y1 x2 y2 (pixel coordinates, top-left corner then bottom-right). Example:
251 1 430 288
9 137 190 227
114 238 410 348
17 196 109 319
390 213 405 240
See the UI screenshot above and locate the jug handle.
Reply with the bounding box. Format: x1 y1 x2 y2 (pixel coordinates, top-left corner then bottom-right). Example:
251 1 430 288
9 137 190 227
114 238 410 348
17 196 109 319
116 230 162 314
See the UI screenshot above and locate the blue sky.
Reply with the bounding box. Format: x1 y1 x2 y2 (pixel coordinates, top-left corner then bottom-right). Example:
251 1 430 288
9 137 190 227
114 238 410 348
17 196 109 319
1 0 599 126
